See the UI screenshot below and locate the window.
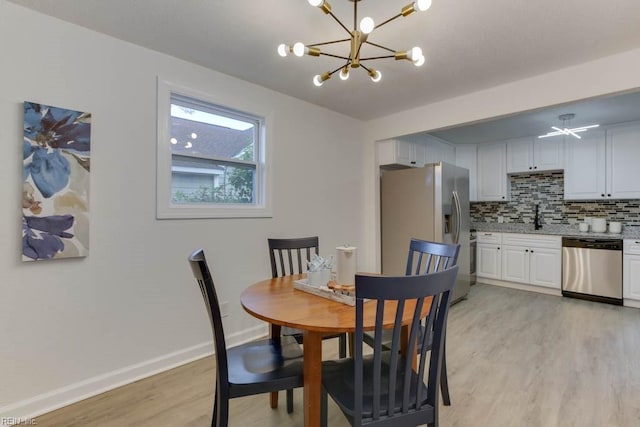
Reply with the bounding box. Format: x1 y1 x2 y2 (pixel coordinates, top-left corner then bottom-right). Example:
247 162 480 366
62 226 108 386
157 80 271 218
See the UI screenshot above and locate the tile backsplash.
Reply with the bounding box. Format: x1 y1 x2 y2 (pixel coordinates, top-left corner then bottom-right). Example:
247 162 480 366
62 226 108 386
470 171 640 225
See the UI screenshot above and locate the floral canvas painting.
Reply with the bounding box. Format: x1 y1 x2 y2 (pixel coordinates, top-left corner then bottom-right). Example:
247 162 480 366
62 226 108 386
22 102 91 261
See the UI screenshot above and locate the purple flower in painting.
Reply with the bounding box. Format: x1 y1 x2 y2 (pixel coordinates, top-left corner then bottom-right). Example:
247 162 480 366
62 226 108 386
22 215 75 260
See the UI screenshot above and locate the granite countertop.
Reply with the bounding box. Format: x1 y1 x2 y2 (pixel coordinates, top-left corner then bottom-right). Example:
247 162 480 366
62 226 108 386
472 222 640 240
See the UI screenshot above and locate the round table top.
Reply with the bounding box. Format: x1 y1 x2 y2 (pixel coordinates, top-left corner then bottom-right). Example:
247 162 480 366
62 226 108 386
240 274 430 334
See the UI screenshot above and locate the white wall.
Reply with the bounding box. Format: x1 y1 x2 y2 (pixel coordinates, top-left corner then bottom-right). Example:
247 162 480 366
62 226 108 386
0 2 366 418
361 48 640 272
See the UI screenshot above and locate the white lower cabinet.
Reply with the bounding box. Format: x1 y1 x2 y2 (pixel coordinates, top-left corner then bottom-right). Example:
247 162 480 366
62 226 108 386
478 244 502 279
528 247 562 288
623 240 640 302
478 232 561 290
501 245 528 283
477 232 502 280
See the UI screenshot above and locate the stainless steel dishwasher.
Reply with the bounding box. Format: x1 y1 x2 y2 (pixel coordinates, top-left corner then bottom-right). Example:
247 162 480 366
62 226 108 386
562 237 623 305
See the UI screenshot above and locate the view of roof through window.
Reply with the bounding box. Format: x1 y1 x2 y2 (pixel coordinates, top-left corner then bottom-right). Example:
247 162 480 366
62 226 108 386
169 104 255 161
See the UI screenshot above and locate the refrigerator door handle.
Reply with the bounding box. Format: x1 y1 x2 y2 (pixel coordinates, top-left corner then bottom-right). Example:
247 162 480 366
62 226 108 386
452 190 461 244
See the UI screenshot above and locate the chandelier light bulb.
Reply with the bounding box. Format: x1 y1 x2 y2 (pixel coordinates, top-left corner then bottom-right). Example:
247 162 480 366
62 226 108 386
409 46 423 60
360 17 375 34
313 74 324 87
369 69 382 83
308 0 323 6
413 54 426 66
415 0 433 12
277 44 289 57
339 67 350 80
293 42 306 57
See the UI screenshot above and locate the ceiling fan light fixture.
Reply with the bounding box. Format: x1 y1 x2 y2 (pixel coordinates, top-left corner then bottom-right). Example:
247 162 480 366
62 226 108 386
538 113 600 139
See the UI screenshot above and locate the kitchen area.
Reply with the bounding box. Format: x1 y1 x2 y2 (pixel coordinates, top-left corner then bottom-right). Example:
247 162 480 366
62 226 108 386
377 90 640 310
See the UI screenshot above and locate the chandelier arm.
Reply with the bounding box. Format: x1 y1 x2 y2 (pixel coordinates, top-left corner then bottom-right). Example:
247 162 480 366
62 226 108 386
360 55 396 61
308 38 351 47
364 41 396 53
359 63 373 73
319 52 351 60
374 13 403 31
327 11 352 35
328 64 347 76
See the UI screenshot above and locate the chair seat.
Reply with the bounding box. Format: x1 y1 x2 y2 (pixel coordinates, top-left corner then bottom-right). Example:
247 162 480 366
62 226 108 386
228 335 304 398
322 352 432 420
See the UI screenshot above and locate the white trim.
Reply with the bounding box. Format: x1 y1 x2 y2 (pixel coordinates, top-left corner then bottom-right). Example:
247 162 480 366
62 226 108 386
476 278 562 297
623 299 640 309
0 324 268 420
156 78 273 219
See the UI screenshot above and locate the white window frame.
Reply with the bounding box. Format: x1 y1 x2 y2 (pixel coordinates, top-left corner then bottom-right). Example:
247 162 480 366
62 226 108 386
156 78 272 219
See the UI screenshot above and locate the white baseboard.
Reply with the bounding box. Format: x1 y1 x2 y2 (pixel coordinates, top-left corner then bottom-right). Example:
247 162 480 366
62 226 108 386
0 323 268 421
477 278 562 297
624 299 640 309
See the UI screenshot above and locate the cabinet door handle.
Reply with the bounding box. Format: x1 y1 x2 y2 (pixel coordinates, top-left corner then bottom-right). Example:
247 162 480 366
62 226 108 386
531 250 534 253
601 194 605 197
410 161 416 164
529 166 532 170
525 249 529 252
534 166 538 169
607 194 611 197
497 247 501 250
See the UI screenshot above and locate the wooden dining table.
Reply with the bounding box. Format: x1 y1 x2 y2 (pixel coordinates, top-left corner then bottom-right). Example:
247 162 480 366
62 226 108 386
240 273 431 427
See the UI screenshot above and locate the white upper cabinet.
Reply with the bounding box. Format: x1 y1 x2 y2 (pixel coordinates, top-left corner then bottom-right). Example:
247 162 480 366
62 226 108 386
455 144 477 201
507 137 563 173
424 136 456 165
565 122 640 200
477 142 508 201
564 130 607 200
607 123 640 199
377 139 426 168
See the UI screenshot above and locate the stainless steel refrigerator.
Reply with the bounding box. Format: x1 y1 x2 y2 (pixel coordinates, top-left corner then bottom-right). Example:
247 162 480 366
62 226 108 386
381 162 471 303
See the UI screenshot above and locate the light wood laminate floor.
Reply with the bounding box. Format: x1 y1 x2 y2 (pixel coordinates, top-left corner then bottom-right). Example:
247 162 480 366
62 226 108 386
35 284 640 426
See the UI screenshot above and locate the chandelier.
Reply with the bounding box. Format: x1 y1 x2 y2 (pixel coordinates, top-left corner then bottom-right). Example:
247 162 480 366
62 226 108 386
538 113 600 139
277 0 432 86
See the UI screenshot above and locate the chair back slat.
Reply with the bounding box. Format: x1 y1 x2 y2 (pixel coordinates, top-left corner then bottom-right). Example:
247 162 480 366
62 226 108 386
353 266 459 425
406 238 460 276
268 237 319 278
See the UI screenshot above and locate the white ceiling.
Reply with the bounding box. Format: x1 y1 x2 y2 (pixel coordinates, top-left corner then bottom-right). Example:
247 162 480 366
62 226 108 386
8 0 640 122
427 90 640 144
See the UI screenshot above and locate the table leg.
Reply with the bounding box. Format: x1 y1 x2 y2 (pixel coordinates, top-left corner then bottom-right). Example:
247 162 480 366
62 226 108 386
400 325 418 370
270 324 282 409
303 330 323 427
